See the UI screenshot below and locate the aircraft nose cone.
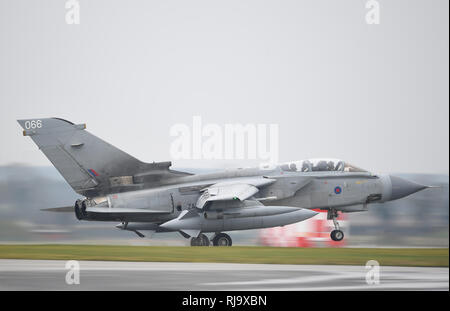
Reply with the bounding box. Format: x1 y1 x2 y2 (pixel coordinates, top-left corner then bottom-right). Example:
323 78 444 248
389 175 427 200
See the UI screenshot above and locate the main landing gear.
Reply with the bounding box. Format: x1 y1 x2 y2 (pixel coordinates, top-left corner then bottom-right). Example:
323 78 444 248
190 234 210 246
212 233 232 246
328 209 344 242
190 233 232 246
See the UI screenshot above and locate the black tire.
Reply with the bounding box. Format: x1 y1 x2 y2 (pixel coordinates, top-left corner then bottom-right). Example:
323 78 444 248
199 234 210 246
212 233 232 246
190 234 210 246
74 200 83 220
80 200 88 218
190 237 200 246
330 229 344 242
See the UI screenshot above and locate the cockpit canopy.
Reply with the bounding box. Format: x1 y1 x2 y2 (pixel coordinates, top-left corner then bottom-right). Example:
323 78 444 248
279 158 367 173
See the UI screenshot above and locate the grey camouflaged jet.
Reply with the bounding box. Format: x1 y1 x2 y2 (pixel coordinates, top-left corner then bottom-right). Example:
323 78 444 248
18 118 432 246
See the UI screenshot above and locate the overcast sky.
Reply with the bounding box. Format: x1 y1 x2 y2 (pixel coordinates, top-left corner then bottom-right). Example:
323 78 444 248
0 0 448 174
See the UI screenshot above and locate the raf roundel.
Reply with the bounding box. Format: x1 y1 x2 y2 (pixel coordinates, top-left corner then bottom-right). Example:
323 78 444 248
334 186 342 194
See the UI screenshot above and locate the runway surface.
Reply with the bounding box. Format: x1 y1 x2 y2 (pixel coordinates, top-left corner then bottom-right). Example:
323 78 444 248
0 259 448 290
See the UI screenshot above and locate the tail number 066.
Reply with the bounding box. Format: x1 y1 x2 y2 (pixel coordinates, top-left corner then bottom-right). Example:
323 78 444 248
24 120 42 129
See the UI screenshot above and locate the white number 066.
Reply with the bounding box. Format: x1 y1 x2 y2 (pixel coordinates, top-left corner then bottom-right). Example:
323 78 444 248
24 120 42 130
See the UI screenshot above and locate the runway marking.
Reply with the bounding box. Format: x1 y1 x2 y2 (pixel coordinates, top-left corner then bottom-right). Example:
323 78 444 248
202 268 449 291
203 273 361 286
0 260 447 291
203 270 449 287
236 282 450 291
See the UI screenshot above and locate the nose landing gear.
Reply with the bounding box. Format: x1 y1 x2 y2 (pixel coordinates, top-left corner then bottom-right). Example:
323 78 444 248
328 209 344 242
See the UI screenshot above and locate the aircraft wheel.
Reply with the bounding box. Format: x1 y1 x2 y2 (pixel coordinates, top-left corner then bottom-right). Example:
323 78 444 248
212 233 232 246
330 229 344 242
74 200 83 220
198 234 210 246
190 237 200 246
190 234 210 246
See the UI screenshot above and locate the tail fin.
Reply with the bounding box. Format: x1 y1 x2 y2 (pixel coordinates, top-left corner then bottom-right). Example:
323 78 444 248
18 118 189 197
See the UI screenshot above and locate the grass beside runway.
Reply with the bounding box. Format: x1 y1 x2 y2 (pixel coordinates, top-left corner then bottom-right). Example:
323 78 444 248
0 245 447 267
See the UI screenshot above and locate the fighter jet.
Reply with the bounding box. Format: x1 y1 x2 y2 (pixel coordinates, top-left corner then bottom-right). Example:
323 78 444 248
18 118 432 246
